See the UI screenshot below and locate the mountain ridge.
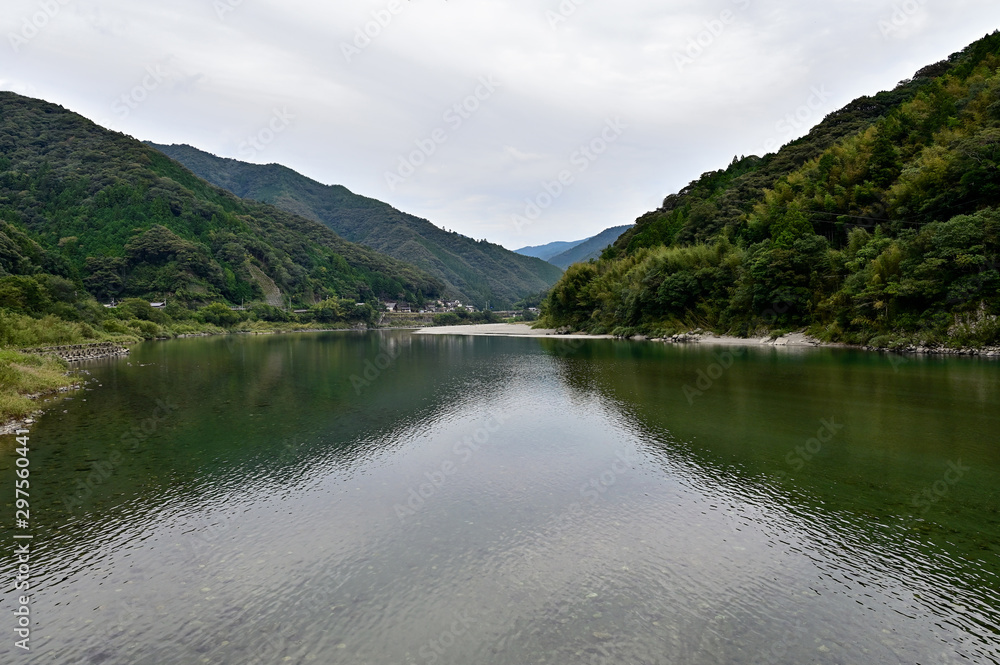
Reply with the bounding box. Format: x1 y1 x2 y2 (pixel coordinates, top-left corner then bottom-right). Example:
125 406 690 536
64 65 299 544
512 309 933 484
148 143 563 308
547 225 633 269
0 92 442 311
515 238 590 262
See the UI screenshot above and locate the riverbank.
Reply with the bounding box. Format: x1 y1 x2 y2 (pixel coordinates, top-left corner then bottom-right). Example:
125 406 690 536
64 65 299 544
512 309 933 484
0 323 371 435
5 322 995 435
415 324 824 346
0 349 83 433
414 323 613 338
413 323 1000 356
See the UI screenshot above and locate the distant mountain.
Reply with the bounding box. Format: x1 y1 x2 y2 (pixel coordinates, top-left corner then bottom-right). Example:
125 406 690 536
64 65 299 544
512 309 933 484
547 225 633 269
515 238 588 262
149 143 563 308
0 92 441 309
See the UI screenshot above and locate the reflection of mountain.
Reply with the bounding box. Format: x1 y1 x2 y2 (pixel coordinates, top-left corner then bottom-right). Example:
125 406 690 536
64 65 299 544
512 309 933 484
540 339 1000 524
538 337 1000 644
8 332 515 533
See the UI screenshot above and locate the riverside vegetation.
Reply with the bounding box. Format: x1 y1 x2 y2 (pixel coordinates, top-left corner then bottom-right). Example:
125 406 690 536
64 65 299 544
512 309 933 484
0 92 450 420
541 32 1000 350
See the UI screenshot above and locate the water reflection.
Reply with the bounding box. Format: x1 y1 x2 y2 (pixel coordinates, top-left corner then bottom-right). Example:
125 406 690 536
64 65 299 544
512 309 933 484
543 338 1000 663
0 332 997 664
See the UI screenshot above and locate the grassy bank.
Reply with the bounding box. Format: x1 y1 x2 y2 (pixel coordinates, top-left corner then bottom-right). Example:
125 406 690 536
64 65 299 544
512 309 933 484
0 309 371 428
0 349 78 423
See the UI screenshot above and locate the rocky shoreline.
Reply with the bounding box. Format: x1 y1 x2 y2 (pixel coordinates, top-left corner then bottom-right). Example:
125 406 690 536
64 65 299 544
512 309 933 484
0 382 85 436
20 342 130 362
417 323 1000 358
649 329 1000 357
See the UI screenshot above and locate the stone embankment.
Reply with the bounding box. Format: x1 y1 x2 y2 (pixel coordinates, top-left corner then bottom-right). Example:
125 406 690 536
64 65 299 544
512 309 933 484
861 344 1000 357
20 342 130 362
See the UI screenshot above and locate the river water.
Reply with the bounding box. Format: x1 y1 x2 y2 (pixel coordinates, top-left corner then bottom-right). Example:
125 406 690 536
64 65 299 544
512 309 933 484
1 331 998 664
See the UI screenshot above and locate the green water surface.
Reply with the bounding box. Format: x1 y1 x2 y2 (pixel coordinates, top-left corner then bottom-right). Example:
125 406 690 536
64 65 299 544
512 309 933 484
1 331 997 664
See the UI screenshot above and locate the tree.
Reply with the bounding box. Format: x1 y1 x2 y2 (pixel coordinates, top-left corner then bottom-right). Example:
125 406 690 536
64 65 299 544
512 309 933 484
198 303 242 327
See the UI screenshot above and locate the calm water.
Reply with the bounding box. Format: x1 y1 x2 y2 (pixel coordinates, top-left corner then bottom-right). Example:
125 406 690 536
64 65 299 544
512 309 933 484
1 331 998 664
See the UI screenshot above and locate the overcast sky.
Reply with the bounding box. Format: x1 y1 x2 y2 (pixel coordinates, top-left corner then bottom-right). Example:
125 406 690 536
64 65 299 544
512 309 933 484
3 1 999 250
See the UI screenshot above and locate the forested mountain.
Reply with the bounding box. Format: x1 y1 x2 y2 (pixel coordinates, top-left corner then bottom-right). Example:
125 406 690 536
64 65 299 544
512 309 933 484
515 238 589 262
547 225 633 269
543 32 1000 348
0 92 442 319
149 143 564 308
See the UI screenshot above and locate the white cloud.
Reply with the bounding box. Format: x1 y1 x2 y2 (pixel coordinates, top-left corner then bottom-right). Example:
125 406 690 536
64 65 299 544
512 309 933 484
2 0 999 249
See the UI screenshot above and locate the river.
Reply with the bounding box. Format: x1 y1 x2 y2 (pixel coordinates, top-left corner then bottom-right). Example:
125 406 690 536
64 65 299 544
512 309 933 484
1 331 998 664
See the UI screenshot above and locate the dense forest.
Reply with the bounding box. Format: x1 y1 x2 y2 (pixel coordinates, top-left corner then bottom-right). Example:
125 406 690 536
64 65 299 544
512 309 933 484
0 92 444 342
542 32 1000 348
150 143 564 309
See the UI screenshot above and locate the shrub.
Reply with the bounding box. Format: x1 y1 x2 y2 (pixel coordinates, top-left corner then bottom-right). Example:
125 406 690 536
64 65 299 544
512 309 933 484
433 312 462 326
251 304 290 322
130 320 162 339
0 310 91 347
118 298 168 324
198 303 243 328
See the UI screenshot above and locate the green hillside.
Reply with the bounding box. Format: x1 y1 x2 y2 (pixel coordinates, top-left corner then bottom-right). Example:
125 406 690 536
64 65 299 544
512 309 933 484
547 225 633 269
149 143 564 309
0 92 442 315
543 32 1000 348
